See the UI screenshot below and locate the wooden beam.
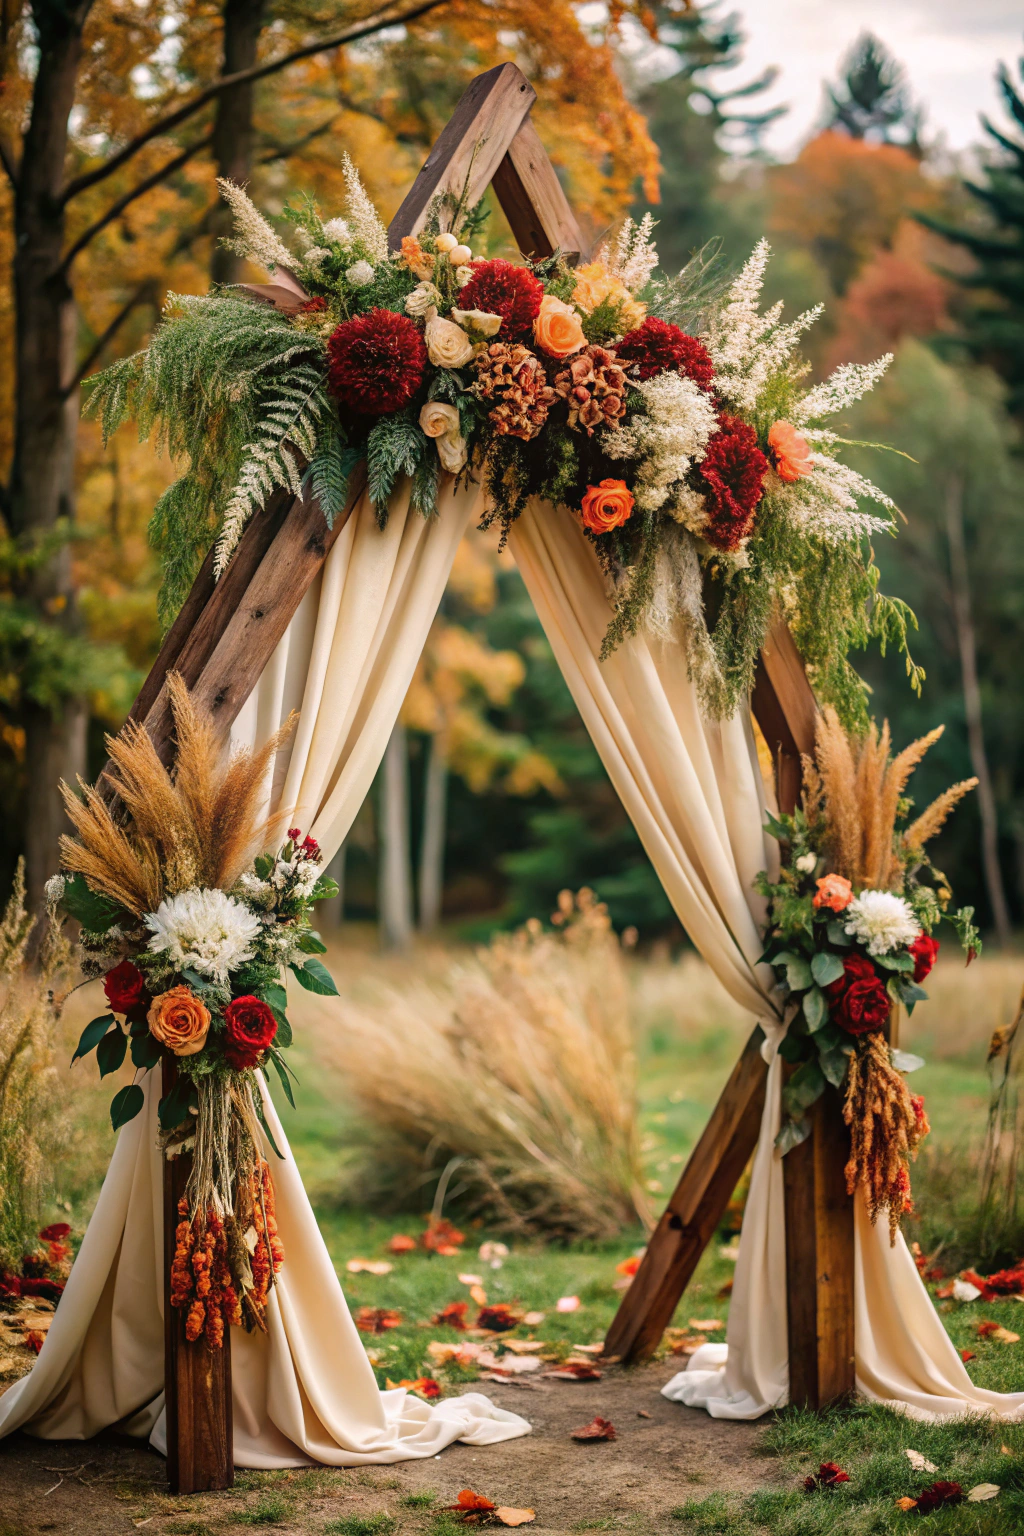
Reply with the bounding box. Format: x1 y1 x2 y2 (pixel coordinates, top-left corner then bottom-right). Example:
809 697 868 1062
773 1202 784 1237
752 614 819 812
162 1057 233 1493
387 63 536 249
490 116 585 262
604 1027 767 1363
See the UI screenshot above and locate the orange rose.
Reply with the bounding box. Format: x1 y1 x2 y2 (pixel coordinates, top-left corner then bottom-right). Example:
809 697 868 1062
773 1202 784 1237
768 420 814 483
812 874 853 913
148 985 211 1056
533 294 586 358
580 479 634 535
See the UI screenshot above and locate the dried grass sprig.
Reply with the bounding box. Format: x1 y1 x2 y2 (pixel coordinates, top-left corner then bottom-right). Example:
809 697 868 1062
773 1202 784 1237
903 779 978 857
843 1030 929 1243
60 674 296 914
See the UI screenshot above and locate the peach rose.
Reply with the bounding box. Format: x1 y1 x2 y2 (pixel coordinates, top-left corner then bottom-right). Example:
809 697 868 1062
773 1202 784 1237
533 294 586 358
148 985 211 1056
768 420 814 483
812 874 853 913
580 479 634 535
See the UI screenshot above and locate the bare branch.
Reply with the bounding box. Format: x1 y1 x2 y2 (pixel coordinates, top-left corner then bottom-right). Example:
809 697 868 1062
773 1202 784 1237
64 281 158 396
59 134 212 273
61 0 451 206
258 113 342 164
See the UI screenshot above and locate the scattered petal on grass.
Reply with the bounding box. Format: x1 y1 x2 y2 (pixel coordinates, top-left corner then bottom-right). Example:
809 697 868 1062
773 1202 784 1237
952 1279 982 1302
571 1416 616 1441
523 1311 545 1326
803 1462 849 1492
960 1349 977 1362
477 1304 522 1332
470 1285 488 1306
495 1510 535 1527
895 1496 918 1511
967 1484 1001 1502
479 1242 509 1268
1001 1444 1014 1455
664 1328 707 1356
346 1258 394 1275
637 1409 652 1419
915 1481 964 1512
387 1375 442 1399
905 1449 938 1473
433 1301 470 1330
385 1233 417 1254
615 1256 641 1278
719 1243 740 1262
977 1320 1020 1343
459 1273 484 1286
572 1343 606 1355
556 1296 581 1312
355 1307 403 1334
546 1362 602 1381
478 1351 542 1374
502 1339 545 1354
688 1318 723 1332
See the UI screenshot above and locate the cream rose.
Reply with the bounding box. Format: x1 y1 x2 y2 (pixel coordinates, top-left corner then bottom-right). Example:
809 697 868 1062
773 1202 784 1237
451 308 503 337
424 309 474 369
419 400 460 438
437 431 468 473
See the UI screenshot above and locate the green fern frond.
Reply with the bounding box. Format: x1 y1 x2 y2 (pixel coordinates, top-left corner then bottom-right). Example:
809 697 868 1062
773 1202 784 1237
366 415 426 527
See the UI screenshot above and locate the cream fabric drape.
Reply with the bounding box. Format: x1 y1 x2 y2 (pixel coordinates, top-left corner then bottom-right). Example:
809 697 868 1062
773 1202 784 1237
0 476 531 1464
510 497 1024 1424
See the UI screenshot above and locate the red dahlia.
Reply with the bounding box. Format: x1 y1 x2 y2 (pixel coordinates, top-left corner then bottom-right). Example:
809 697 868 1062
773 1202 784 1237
456 259 544 343
327 309 426 415
696 415 768 551
223 995 278 1071
615 318 715 390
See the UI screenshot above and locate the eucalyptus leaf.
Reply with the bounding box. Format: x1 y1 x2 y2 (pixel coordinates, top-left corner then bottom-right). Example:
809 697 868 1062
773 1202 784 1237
826 922 852 947
803 985 828 1033
819 1046 852 1089
784 956 813 992
874 951 914 972
811 951 845 988
782 1059 825 1116
775 1116 812 1156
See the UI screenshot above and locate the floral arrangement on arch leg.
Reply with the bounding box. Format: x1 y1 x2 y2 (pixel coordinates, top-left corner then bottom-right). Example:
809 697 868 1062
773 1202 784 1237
755 709 980 1241
86 161 916 725
46 675 339 1345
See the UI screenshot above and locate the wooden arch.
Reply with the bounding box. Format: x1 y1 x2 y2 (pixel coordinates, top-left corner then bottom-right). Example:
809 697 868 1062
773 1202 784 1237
122 65 852 1493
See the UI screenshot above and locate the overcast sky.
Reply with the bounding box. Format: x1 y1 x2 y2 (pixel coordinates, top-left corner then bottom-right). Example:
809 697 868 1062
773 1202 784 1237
693 1 1022 157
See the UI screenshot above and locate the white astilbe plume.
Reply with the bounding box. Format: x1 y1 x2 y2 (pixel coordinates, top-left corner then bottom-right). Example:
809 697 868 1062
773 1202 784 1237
793 355 894 424
322 216 351 244
217 178 295 274
341 153 389 262
703 238 823 413
603 372 717 514
600 213 659 293
784 449 897 544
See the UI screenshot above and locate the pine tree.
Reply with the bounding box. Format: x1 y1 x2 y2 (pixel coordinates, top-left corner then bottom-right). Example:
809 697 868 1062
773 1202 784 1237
825 32 923 151
920 53 1024 416
632 2 785 271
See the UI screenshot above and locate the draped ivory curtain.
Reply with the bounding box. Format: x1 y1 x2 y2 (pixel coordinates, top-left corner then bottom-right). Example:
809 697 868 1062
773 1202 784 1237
508 497 1024 1424
0 475 530 1465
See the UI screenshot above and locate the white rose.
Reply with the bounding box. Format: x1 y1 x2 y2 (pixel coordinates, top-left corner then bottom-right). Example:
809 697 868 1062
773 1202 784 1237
419 400 460 438
434 232 458 254
451 308 503 337
406 281 442 318
346 259 375 287
437 431 468 474
424 311 474 369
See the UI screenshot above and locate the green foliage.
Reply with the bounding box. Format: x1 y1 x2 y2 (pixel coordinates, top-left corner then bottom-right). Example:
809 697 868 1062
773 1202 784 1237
305 426 362 528
365 414 429 526
324 1517 398 1536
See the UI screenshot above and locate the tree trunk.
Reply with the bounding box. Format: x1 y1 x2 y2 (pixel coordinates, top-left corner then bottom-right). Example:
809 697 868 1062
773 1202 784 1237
945 474 1012 945
418 733 448 931
9 3 93 911
379 724 413 951
210 0 267 284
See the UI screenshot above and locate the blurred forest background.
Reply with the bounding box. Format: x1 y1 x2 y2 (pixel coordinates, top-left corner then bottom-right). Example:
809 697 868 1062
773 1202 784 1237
1 0 1022 948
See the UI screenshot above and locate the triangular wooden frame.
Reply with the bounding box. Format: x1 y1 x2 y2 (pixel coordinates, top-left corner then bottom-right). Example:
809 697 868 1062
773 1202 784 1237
121 64 851 1494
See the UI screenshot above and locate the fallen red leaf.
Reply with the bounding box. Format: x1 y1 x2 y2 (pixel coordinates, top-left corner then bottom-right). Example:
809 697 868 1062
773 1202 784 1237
977 1320 1002 1337
355 1306 403 1334
422 1216 465 1253
433 1300 470 1330
476 1303 522 1332
571 1416 616 1441
962 1266 1024 1300
916 1481 963 1512
961 1348 977 1362
615 1256 641 1277
547 1362 602 1381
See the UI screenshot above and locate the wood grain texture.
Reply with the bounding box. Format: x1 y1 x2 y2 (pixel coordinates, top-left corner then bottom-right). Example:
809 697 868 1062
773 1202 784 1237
604 1027 767 1363
162 1057 233 1494
783 1083 856 1408
387 63 536 248
490 116 585 262
752 614 819 815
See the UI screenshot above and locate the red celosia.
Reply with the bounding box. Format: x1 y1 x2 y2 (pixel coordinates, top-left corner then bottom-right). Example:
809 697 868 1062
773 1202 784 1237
327 308 427 414
910 933 939 983
615 317 715 390
695 414 768 551
299 296 328 314
456 259 544 342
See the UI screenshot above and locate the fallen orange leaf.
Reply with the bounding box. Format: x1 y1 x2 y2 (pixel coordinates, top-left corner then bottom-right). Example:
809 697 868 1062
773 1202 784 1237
385 1233 417 1254
495 1509 535 1526
571 1416 616 1441
470 1285 488 1306
895 1496 918 1511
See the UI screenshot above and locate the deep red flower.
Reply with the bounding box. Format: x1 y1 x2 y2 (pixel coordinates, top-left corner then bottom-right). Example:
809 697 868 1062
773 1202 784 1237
615 318 715 389
960 1264 1024 1300
915 1481 963 1512
327 308 426 415
803 1461 850 1491
38 1223 71 1243
104 960 149 1015
456 259 544 342
299 296 328 314
910 933 939 983
222 995 278 1070
825 951 891 1036
695 415 768 551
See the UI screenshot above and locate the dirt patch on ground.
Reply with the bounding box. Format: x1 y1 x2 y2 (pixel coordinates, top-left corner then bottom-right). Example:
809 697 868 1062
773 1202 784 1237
0 1363 784 1534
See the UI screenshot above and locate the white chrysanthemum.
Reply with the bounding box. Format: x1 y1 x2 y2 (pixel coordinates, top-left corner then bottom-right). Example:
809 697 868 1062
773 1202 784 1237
346 259 375 287
341 153 389 262
237 871 275 908
844 890 921 956
217 179 294 274
322 216 351 244
145 888 261 982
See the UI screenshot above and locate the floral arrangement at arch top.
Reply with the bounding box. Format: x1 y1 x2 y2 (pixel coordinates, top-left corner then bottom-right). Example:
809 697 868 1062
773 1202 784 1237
755 708 980 1241
47 675 339 1346
88 159 918 725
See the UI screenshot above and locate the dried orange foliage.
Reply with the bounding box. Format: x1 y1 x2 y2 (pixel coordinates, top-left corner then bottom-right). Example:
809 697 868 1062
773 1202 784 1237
843 1032 929 1243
